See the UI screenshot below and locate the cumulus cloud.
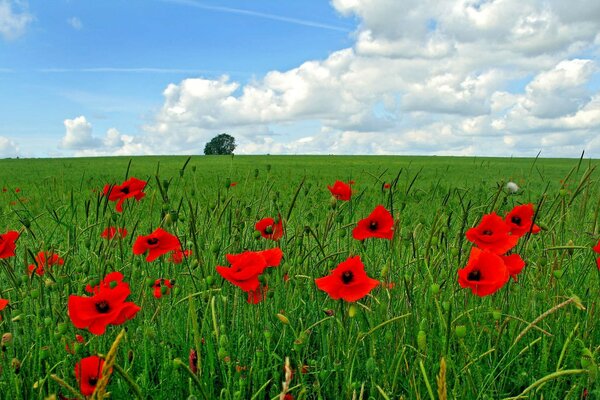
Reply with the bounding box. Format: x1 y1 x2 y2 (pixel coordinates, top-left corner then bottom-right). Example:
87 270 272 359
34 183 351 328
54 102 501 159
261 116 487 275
62 0 600 157
60 116 99 149
0 0 33 40
0 136 18 157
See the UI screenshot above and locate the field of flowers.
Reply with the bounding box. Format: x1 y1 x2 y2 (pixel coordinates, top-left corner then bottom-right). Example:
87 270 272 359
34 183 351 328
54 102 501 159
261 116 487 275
0 155 598 399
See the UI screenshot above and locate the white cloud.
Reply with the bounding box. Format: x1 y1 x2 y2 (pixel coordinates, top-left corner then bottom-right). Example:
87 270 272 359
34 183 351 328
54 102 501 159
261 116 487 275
60 0 600 157
0 0 33 40
60 116 99 149
67 16 82 30
0 136 18 157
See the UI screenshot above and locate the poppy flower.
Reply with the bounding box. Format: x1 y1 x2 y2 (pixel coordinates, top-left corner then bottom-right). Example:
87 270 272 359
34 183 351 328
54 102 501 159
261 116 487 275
0 298 8 311
327 180 352 201
458 248 509 297
255 216 284 241
593 239 600 254
28 252 64 276
597 258 600 271
133 228 181 262
465 213 518 255
169 249 192 264
103 177 147 213
68 272 140 335
383 183 391 189
505 204 540 237
101 227 127 239
15 188 20 193
502 254 526 281
230 182 237 187
0 230 19 259
352 205 394 240
315 256 379 302
75 355 105 396
216 248 283 295
153 278 174 298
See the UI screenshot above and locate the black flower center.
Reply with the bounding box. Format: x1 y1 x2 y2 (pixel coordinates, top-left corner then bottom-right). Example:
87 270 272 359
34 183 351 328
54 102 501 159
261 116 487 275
369 221 378 231
511 216 522 226
95 301 110 314
467 269 481 281
482 230 493 236
147 238 159 245
341 271 354 284
120 187 130 194
88 376 98 386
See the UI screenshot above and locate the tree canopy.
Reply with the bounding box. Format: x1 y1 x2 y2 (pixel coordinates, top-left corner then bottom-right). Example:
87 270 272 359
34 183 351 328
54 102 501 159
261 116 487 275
204 133 236 155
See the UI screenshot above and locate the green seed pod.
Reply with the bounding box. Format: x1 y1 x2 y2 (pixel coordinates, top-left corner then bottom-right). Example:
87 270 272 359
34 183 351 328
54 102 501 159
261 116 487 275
492 309 502 321
430 283 440 295
417 330 427 353
253 230 262 239
348 304 357 318
329 197 337 209
455 325 467 338
450 247 459 257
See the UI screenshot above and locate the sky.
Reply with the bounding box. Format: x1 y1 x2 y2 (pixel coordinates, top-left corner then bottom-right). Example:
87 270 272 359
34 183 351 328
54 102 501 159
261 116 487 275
1 0 600 158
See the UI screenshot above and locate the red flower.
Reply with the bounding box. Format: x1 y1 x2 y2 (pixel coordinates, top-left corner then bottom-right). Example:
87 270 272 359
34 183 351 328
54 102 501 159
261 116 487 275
596 258 600 271
383 183 391 189
458 248 509 297
0 298 8 311
255 216 284 241
315 256 379 302
327 180 352 201
230 182 237 187
133 228 181 262
502 254 526 281
216 248 283 299
505 204 540 237
75 355 105 396
169 249 192 264
593 239 600 254
103 177 147 213
101 227 127 239
189 349 198 374
352 205 394 240
15 188 20 193
465 213 518 255
28 252 64 276
153 278 174 298
68 272 140 335
0 230 19 259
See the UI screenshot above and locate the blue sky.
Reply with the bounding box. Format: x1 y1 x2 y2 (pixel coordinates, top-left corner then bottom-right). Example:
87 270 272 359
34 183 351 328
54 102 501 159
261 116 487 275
1 0 600 157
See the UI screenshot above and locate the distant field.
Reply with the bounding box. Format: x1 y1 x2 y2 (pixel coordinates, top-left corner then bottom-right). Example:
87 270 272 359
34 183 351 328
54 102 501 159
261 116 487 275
0 155 598 399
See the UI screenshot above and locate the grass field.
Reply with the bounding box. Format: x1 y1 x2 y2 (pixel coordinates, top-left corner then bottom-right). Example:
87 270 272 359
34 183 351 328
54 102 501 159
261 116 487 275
0 155 598 399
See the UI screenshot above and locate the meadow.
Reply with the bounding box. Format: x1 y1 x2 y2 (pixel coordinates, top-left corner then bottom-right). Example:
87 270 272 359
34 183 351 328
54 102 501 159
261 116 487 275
0 155 598 400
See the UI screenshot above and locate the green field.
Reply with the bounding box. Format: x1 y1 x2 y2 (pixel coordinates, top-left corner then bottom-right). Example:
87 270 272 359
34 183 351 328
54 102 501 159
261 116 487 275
0 155 598 399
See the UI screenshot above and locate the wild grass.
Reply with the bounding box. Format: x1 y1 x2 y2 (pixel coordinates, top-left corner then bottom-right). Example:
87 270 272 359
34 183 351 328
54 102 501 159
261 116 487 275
0 155 598 399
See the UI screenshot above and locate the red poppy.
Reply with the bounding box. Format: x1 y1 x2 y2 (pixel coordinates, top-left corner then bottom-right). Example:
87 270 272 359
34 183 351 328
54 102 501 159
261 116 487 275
68 272 140 335
103 177 147 213
15 188 20 193
28 252 64 276
458 248 509 296
75 355 105 396
505 204 540 237
133 228 181 262
0 298 8 311
383 183 391 189
169 249 192 264
101 227 127 239
153 278 174 298
327 180 352 201
465 213 518 254
596 258 600 271
593 239 600 254
352 205 394 240
315 256 379 302
0 230 19 259
255 216 284 241
502 254 525 281
216 248 282 296
230 182 237 187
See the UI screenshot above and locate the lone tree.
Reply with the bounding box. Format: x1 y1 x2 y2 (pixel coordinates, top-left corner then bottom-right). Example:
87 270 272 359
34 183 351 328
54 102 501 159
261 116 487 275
204 133 236 155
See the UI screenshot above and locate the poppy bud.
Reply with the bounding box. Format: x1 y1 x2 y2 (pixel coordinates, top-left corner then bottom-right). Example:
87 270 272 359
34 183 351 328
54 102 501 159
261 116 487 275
164 213 173 225
30 289 40 299
253 230 262 239
348 304 357 318
329 197 337 209
276 313 290 325
492 309 502 321
455 325 467 338
2 333 12 347
11 358 20 374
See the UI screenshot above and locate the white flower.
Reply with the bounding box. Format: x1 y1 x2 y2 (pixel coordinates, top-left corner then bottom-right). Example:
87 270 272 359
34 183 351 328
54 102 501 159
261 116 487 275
505 181 520 193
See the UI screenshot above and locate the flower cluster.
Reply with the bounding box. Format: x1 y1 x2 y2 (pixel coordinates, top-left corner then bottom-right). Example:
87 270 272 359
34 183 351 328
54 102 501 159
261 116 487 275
216 248 283 303
458 204 540 296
